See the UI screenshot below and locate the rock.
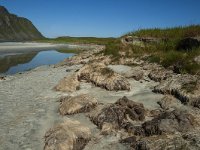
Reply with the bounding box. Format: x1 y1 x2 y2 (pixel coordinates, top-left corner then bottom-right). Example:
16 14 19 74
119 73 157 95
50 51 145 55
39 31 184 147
54 74 80 93
108 65 144 80
0 76 6 80
89 97 145 133
59 46 105 66
116 96 146 121
120 136 136 144
148 67 173 82
89 104 126 131
194 55 200 64
141 109 196 136
157 95 182 110
138 135 189 150
59 94 98 115
134 140 150 150
153 74 200 108
176 37 200 51
44 119 91 150
77 63 131 91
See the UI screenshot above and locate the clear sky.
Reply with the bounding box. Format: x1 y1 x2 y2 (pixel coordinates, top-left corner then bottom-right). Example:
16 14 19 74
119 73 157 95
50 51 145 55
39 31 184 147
1 0 200 38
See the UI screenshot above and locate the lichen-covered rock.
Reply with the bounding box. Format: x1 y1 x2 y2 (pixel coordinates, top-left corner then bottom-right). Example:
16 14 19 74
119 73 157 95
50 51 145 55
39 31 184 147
116 96 146 121
154 74 200 108
44 119 91 150
54 74 80 93
89 96 145 134
77 63 131 91
59 94 98 115
141 109 196 136
148 67 173 82
157 95 182 110
59 46 105 66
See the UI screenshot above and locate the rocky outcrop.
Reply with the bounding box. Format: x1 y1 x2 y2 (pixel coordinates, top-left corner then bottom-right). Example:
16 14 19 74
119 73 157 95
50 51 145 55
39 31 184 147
59 94 98 115
140 109 196 136
59 46 106 66
108 65 144 80
0 6 44 41
89 96 146 134
44 119 91 150
148 67 174 82
77 63 131 91
54 74 80 93
153 74 200 108
157 95 182 110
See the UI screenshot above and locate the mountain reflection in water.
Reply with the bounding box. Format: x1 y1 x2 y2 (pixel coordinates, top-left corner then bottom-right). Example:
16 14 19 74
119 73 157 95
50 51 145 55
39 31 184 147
0 50 74 75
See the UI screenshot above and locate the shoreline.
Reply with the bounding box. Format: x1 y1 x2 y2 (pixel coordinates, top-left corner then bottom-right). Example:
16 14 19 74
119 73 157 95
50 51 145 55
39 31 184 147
0 44 200 150
0 42 98 54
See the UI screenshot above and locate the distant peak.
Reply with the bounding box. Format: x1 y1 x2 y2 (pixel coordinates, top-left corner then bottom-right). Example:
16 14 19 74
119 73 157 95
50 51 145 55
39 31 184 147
0 6 9 14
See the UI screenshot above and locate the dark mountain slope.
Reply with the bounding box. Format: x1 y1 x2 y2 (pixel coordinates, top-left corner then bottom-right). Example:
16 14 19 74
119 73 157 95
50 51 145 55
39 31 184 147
0 6 44 41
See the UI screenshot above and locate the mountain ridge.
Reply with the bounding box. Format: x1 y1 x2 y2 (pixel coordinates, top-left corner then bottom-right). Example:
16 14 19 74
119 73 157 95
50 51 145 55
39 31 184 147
0 6 44 41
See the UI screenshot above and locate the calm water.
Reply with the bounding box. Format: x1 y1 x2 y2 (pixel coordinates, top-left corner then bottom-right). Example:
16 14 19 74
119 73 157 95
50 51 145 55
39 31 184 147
0 50 74 75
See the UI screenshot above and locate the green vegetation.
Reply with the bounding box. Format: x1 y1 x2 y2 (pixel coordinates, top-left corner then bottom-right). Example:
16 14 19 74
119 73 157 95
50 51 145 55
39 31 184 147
38 37 116 45
103 25 200 75
126 25 200 39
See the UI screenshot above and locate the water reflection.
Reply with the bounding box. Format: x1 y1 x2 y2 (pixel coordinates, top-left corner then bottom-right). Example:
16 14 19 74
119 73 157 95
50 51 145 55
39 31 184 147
0 50 74 75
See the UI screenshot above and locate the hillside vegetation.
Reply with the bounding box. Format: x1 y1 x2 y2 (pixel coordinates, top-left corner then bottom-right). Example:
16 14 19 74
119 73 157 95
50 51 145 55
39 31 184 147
104 25 200 75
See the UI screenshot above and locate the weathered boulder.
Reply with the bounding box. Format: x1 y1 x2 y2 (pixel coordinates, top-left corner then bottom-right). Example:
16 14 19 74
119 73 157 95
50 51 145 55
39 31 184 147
54 74 80 93
59 94 98 115
44 119 91 150
153 74 200 108
89 96 145 134
148 67 173 82
77 63 131 91
116 96 146 121
0 76 6 80
194 55 200 64
108 65 144 80
141 109 196 136
59 46 105 66
157 95 182 110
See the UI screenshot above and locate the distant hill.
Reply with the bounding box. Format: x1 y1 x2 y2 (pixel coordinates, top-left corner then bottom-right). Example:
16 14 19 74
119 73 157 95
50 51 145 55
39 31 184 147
0 6 44 41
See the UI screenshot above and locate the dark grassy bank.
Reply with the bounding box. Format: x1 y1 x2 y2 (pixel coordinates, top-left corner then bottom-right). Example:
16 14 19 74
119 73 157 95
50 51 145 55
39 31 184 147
38 37 116 45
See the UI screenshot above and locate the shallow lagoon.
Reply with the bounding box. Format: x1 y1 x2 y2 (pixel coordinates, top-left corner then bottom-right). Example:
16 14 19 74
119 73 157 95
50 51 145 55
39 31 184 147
0 50 74 75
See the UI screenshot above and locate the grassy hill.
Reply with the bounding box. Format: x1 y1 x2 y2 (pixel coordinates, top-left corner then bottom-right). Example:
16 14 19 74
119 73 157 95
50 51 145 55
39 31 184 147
104 25 200 75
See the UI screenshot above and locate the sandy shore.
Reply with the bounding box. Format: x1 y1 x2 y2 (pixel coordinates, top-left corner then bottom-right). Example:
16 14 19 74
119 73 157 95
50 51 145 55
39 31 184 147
0 42 94 55
0 62 163 150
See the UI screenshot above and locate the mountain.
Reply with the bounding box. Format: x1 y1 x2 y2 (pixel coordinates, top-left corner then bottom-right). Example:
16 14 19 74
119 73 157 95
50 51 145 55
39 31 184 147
0 6 44 41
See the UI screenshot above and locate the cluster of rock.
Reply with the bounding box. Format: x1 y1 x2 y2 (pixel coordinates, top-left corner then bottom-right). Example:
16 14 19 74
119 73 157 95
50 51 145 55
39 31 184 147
44 94 200 150
44 44 200 150
153 73 200 108
77 63 131 91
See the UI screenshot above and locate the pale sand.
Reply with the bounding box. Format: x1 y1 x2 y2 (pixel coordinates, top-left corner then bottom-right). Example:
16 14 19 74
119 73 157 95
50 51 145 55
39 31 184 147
0 42 93 54
0 63 163 150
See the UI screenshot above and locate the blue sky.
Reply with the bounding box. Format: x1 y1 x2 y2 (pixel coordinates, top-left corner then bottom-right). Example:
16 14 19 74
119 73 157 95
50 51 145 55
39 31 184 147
1 0 200 38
